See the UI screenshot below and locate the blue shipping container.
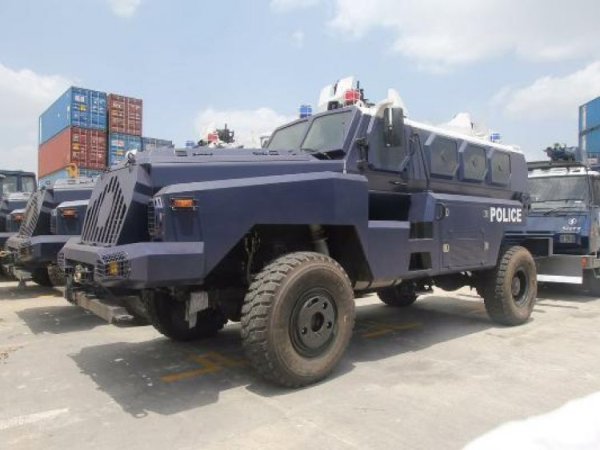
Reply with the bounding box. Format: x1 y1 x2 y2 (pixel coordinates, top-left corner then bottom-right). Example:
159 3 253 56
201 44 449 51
39 87 107 145
581 128 600 155
580 97 600 134
38 168 104 187
108 133 142 165
141 137 173 151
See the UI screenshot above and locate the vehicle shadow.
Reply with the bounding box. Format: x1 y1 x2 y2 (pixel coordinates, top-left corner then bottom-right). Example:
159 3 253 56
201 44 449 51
537 283 599 304
0 283 63 300
70 293 500 417
16 305 108 334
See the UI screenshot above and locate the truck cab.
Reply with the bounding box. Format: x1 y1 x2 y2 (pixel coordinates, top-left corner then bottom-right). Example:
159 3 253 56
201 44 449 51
60 78 542 387
511 161 600 291
0 170 36 252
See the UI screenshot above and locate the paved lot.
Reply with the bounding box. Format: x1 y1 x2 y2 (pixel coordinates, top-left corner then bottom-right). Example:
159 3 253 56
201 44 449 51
1 279 599 449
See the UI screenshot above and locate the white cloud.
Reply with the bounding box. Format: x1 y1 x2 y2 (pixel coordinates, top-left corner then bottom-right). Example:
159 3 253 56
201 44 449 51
291 30 305 48
0 63 73 173
107 0 142 18
327 0 600 70
270 0 321 12
194 107 295 148
494 61 600 120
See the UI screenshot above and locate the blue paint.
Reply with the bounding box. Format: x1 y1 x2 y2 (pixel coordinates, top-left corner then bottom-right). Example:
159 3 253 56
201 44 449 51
39 168 104 187
108 133 142 165
580 97 600 134
39 87 107 145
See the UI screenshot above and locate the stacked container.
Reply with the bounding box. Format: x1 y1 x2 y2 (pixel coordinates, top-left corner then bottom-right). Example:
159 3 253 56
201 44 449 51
107 94 143 165
580 97 600 162
38 87 108 179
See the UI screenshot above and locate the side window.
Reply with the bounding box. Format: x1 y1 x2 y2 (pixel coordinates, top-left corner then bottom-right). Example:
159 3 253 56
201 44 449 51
463 145 487 181
428 136 458 178
491 151 511 185
593 179 600 205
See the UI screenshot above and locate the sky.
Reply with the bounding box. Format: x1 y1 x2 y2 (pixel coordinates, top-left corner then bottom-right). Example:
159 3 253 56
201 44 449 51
1 0 600 172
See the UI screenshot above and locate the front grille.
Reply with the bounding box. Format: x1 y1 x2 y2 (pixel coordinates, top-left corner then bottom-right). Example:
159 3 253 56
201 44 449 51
18 191 43 238
81 174 127 246
95 251 130 279
50 212 57 235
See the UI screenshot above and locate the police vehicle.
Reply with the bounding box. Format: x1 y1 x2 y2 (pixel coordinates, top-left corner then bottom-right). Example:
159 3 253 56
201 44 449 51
61 77 544 387
0 170 36 249
5 178 95 286
509 146 600 293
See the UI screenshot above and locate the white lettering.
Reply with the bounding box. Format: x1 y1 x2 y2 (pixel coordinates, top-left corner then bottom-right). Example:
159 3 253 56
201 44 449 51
489 207 523 223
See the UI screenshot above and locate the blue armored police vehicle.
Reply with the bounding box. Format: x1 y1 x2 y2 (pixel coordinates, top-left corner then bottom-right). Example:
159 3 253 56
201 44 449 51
61 78 540 387
509 145 600 293
0 170 36 248
5 178 95 286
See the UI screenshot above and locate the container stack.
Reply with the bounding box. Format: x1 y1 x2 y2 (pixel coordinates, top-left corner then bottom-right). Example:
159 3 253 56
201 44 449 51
107 94 143 166
38 87 108 184
580 97 600 162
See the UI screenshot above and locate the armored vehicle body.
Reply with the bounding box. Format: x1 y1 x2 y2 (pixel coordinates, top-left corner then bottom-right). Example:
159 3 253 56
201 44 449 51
61 80 542 387
0 170 36 248
6 178 95 286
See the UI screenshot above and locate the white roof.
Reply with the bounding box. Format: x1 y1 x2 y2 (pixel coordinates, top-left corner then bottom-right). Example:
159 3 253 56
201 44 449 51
530 166 598 178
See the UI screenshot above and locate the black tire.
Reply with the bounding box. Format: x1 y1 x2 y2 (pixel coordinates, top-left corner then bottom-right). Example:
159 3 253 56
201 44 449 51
123 296 150 325
482 246 537 326
377 282 418 307
144 290 227 341
241 252 355 388
47 264 66 287
31 267 53 287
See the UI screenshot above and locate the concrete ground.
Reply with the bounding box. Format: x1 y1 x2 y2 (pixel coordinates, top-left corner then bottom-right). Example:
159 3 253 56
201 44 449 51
0 279 599 450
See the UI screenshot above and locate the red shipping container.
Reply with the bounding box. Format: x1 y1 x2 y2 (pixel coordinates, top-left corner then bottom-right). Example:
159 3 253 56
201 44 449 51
108 94 143 136
38 127 107 178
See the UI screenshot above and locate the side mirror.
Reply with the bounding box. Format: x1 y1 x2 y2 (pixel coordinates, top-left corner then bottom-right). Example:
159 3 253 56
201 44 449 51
383 107 404 148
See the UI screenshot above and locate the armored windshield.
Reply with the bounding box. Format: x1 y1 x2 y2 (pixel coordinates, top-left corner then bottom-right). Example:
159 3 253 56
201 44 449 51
0 175 18 195
22 176 35 193
268 110 352 154
529 176 589 209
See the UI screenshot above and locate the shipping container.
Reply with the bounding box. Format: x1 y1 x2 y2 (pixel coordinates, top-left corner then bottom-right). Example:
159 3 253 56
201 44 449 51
38 168 104 187
108 94 143 136
141 136 173 152
580 96 600 135
108 133 142 165
39 87 107 145
581 128 600 155
38 127 107 178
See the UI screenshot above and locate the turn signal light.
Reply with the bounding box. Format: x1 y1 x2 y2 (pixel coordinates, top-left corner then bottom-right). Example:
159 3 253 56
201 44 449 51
170 197 197 210
12 213 24 222
107 261 120 277
61 208 78 218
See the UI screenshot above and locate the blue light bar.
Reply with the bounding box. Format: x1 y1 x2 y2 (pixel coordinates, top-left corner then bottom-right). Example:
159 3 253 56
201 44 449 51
299 104 312 119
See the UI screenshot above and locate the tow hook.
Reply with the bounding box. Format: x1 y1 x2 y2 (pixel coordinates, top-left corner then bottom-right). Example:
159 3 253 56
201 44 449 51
73 264 92 283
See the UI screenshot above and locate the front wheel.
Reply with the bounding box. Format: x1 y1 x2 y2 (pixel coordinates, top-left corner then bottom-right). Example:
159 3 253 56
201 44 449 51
241 252 355 388
482 246 537 326
47 264 66 287
583 270 600 296
31 267 53 287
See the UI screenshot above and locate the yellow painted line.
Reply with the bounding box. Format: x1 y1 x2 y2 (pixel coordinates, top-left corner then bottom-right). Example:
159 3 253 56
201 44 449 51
160 351 246 383
361 321 422 339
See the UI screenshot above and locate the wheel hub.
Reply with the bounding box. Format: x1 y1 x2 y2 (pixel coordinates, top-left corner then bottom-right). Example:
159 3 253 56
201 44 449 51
511 268 528 305
291 290 337 357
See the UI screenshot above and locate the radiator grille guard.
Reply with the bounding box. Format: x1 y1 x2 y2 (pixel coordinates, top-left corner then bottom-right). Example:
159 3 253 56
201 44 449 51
80 167 152 247
18 191 45 238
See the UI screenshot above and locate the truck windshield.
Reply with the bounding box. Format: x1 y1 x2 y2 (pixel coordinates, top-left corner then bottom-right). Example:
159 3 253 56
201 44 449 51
529 176 589 209
22 176 35 193
267 121 309 150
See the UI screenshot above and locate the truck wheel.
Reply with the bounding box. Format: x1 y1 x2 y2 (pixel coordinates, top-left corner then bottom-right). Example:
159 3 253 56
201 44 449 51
241 252 355 388
377 282 418 307
47 264 66 287
483 246 536 326
144 290 226 341
31 267 53 287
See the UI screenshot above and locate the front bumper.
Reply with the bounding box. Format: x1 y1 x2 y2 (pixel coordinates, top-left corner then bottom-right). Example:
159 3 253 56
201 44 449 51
6 234 72 269
61 238 205 289
536 254 600 284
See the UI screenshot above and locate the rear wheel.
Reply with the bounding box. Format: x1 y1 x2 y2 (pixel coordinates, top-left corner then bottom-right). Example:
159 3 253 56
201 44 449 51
482 246 537 326
583 270 600 296
241 252 355 388
31 267 52 287
377 282 418 307
144 290 227 341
